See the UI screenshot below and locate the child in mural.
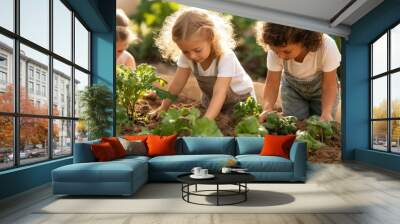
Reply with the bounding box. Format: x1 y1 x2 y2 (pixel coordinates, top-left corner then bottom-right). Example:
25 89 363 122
150 8 256 120
116 9 136 70
256 22 341 122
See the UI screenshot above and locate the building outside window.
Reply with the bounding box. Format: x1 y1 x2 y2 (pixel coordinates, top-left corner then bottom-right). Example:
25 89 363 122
0 54 7 88
0 0 91 170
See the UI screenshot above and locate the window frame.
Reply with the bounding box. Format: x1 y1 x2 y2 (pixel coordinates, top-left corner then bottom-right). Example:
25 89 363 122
370 20 400 154
0 0 92 171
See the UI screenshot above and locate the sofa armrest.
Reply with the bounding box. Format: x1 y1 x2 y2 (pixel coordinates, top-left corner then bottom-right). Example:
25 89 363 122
289 141 307 181
73 140 100 163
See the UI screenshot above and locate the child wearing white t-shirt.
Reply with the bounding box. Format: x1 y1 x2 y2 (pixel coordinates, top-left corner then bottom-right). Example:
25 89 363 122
150 8 255 120
256 22 341 121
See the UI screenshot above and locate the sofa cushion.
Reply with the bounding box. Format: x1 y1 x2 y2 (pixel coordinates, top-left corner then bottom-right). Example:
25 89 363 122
147 135 177 157
101 137 127 158
260 134 296 159
148 154 235 172
236 155 293 172
235 137 264 155
118 138 147 156
52 159 147 183
90 142 118 161
177 137 235 155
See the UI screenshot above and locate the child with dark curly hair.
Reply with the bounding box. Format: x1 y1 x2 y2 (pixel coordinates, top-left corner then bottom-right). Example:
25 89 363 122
257 22 341 121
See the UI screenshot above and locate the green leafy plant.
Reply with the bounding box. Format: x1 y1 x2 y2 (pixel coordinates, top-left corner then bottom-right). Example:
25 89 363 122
116 64 176 121
130 1 180 62
235 116 267 136
233 96 262 122
79 84 113 140
151 107 223 136
263 112 298 135
304 115 335 142
296 130 325 151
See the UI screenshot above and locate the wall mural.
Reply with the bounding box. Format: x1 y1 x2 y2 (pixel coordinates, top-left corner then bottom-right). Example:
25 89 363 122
114 0 342 163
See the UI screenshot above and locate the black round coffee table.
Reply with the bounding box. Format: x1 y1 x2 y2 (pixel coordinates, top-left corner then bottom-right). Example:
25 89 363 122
177 173 255 206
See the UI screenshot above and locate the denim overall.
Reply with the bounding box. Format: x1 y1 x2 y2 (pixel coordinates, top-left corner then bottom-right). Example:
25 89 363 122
280 57 339 120
192 59 251 113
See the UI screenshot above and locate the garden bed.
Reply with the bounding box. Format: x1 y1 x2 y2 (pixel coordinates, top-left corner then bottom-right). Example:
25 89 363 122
127 94 342 164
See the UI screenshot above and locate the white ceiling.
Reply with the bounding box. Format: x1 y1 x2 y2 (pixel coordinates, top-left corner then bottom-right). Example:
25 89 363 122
173 0 384 38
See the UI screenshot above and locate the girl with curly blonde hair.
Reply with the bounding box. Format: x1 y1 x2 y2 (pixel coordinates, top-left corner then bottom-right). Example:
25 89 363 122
151 8 255 120
256 22 341 121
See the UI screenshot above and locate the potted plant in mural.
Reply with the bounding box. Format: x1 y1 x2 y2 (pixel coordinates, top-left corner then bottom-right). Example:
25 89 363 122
79 84 113 140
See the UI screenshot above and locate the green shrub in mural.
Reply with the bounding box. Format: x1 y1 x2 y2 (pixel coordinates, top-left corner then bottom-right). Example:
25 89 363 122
79 84 113 140
304 115 336 143
296 130 325 151
234 116 267 136
233 96 262 122
116 64 175 122
129 1 180 63
262 112 298 135
148 107 223 137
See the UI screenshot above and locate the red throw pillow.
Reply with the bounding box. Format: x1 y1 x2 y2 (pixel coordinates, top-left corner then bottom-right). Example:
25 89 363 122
101 137 126 158
260 134 296 159
146 135 177 157
91 142 117 161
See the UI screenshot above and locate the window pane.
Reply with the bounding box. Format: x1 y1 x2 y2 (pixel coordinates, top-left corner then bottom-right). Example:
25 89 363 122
75 18 89 70
20 117 49 165
391 72 400 118
53 59 72 117
0 116 13 170
372 77 387 119
391 120 400 153
0 35 14 113
53 119 72 158
20 0 49 49
53 0 72 60
372 121 388 151
0 0 14 31
75 120 88 143
372 33 387 76
391 24 400 70
74 69 89 118
20 44 49 115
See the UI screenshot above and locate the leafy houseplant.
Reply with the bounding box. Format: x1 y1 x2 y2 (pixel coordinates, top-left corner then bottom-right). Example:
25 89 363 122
149 107 223 137
79 84 113 140
116 64 176 122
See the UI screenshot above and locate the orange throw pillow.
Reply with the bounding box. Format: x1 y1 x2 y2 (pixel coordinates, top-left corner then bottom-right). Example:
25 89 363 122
260 134 296 159
146 135 177 157
91 142 117 162
124 135 148 143
101 137 126 158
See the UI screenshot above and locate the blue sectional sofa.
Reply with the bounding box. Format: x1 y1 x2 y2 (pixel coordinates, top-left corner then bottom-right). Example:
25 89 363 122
52 137 307 196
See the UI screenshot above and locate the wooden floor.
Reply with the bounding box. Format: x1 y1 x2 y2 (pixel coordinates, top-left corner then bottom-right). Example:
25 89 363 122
1 162 400 224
